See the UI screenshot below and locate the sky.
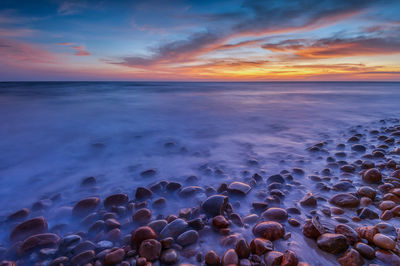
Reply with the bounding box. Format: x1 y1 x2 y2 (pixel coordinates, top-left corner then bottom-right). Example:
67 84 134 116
0 0 400 81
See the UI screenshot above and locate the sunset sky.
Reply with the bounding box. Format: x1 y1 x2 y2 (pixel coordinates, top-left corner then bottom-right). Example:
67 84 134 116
1 0 400 81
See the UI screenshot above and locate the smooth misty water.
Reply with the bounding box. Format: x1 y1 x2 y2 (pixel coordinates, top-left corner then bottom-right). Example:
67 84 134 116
0 82 400 263
0 82 399 209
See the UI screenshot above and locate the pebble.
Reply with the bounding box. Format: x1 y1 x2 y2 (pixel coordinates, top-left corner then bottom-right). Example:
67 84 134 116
130 226 157 248
337 248 364 266
235 239 250 259
72 197 100 217
221 249 238 266
177 230 198 246
302 217 324 239
7 208 30 222
252 221 284 241
363 168 382 184
160 218 189 239
356 225 378 242
201 195 228 217
70 250 95 265
133 208 152 224
9 216 48 243
135 187 153 200
282 250 298 266
264 251 283 266
379 200 396 210
288 218 300 227
250 238 273 255
227 181 251 195
205 250 220 266
317 233 348 254
104 248 125 265
375 249 400 265
261 208 288 222
357 186 376 199
104 193 128 209
300 192 317 207
138 239 161 261
373 233 396 250
160 249 178 265
329 193 360 208
355 242 375 259
334 224 360 245
212 215 230 229
19 233 61 255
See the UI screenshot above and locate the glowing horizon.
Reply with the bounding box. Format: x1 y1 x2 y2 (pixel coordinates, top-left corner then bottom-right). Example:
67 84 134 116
1 0 400 81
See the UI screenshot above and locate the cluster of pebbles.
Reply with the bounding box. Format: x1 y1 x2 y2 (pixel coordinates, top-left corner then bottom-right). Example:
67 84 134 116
1 120 400 265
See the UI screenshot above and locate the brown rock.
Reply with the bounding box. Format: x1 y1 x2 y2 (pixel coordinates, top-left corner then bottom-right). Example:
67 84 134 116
7 208 30 221
335 224 360 245
261 208 288 222
177 230 198 246
373 233 396 250
135 187 153 200
104 248 125 265
72 197 100 217
138 239 161 261
264 251 283 266
205 250 220 266
235 239 250 259
379 200 396 211
104 193 129 209
10 217 48 242
160 249 178 265
281 250 298 266
202 195 229 217
133 208 152 224
228 181 251 195
354 242 375 259
288 218 300 227
375 250 400 265
252 221 285 241
213 215 230 229
250 238 273 255
19 233 60 255
329 193 359 208
317 233 348 254
356 226 378 242
70 250 95 265
300 193 317 207
381 210 394 220
131 226 157 248
222 249 238 266
337 249 364 266
357 186 376 199
363 168 382 184
302 217 324 239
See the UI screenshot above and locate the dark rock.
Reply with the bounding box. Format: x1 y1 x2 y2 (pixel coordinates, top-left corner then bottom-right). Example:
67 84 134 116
252 221 284 241
81 176 96 187
250 238 273 255
354 242 375 259
7 208 30 222
335 224 359 245
201 195 228 217
329 193 359 208
357 186 376 199
205 250 220 266
131 226 157 248
10 216 48 243
160 218 188 239
267 174 284 184
177 230 198 246
300 193 317 207
140 169 157 177
161 249 178 265
70 250 95 265
227 181 251 195
375 250 400 265
104 193 128 209
222 249 238 266
19 233 61 255
358 207 379 219
317 233 349 254
261 208 288 222
302 217 324 239
135 187 153 200
72 197 100 217
104 248 125 265
337 248 364 266
363 168 382 184
138 239 161 261
212 215 230 229
264 251 283 266
235 239 250 259
133 208 152 224
281 250 298 266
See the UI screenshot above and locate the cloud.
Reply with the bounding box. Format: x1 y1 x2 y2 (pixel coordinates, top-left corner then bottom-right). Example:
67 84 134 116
262 36 400 59
58 1 87 15
0 38 57 65
57 42 91 56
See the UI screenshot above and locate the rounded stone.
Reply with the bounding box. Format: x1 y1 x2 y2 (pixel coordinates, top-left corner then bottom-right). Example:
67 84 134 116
160 249 178 265
261 208 288 222
104 193 128 209
357 186 376 199
135 187 153 200
329 193 359 208
19 233 61 255
222 249 238 266
375 250 400 265
264 251 283 266
302 217 324 239
70 250 95 265
363 168 382 184
252 221 284 241
334 224 359 245
212 215 230 229
250 238 273 255
282 250 298 266
201 195 228 217
138 239 161 261
104 248 125 265
177 230 198 246
300 193 317 207
337 248 364 266
10 216 48 243
373 233 396 250
72 197 100 217
130 226 157 248
355 242 375 259
235 239 250 259
159 218 189 239
205 250 220 266
133 208 152 224
317 233 349 254
227 181 251 195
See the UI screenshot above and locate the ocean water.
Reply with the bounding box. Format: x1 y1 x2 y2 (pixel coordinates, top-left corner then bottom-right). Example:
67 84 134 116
0 81 400 263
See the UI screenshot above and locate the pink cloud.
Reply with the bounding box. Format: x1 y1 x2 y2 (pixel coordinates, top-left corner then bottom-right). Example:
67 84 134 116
57 42 91 56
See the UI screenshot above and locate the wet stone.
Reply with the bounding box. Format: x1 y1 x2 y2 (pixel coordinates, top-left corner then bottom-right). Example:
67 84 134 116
337 248 364 266
228 181 251 196
235 239 250 259
302 217 324 239
264 251 283 266
72 197 100 217
335 224 359 245
104 248 125 265
201 195 228 217
10 216 48 243
357 186 376 199
205 250 220 266
222 249 238 266
19 233 61 255
355 242 375 259
373 233 396 250
352 144 366 152
317 233 348 254
341 164 355 173
267 174 285 184
329 193 360 208
7 208 30 222
375 250 400 265
135 187 153 200
140 169 157 177
138 239 161 261
160 249 178 265
288 218 300 227
363 168 382 184
300 192 317 207
212 215 230 229
160 218 188 239
148 220 167 234
81 176 96 187
130 226 157 248
358 207 379 220
70 250 95 266
252 221 285 241
282 250 298 266
179 186 204 198
133 208 152 224
250 238 273 255
177 230 198 246
261 208 288 222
